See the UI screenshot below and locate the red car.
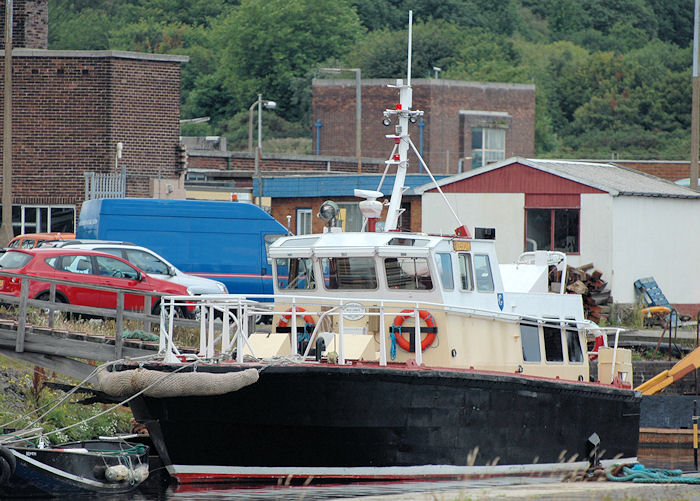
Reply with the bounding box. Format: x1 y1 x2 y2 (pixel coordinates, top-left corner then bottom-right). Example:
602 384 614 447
0 248 194 316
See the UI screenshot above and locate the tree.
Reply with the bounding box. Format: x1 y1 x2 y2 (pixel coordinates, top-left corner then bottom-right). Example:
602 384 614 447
212 0 363 123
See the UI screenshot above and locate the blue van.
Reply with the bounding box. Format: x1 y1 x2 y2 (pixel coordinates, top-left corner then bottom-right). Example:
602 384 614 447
76 198 288 295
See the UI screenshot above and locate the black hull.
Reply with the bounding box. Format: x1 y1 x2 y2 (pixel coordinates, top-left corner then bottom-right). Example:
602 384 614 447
125 363 640 483
0 440 149 497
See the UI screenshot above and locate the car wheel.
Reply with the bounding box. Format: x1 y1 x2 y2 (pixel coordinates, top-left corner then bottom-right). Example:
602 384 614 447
36 292 68 317
152 300 186 319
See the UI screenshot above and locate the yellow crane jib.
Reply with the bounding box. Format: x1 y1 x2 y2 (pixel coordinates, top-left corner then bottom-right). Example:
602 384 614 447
635 346 700 395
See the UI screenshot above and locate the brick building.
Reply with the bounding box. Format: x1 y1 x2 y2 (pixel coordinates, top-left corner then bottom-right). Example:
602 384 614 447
312 78 536 174
0 2 187 235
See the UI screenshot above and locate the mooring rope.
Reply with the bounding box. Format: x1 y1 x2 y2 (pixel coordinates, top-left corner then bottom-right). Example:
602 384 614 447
606 463 700 484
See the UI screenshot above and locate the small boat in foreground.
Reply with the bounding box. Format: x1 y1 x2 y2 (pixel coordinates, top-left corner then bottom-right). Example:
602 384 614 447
0 439 149 497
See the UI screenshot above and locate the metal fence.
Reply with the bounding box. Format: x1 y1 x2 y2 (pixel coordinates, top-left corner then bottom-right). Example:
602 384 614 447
84 166 126 200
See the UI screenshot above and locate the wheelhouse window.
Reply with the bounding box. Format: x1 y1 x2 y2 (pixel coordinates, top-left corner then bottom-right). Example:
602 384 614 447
323 257 377 290
458 253 473 291
520 323 541 362
543 325 564 362
525 209 579 253
296 208 312 235
565 324 584 363
384 257 433 290
436 253 454 290
473 254 494 292
276 257 315 290
471 127 505 169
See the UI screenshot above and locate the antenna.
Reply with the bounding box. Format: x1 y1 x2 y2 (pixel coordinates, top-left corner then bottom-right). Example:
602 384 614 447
407 10 413 86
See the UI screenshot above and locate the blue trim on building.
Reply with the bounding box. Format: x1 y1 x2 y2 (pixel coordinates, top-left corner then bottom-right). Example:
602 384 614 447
254 175 445 198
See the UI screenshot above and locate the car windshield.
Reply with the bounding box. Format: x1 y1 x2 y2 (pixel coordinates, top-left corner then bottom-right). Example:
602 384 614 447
0 251 33 269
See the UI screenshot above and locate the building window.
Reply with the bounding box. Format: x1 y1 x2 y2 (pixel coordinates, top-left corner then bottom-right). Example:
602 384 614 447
2 205 76 235
296 208 312 235
525 208 579 253
471 127 505 169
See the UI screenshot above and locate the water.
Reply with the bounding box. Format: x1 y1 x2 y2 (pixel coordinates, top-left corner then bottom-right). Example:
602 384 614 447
39 475 558 501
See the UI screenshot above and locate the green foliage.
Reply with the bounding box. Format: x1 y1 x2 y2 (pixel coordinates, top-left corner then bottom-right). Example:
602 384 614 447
48 0 696 159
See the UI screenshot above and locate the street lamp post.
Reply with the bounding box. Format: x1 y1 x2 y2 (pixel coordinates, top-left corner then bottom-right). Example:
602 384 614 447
320 68 362 174
248 94 277 154
248 94 276 207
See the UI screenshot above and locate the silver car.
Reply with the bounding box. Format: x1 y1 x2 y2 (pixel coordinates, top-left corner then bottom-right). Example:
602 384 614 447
52 240 228 295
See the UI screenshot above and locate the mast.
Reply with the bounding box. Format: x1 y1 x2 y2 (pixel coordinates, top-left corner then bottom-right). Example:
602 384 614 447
384 11 414 231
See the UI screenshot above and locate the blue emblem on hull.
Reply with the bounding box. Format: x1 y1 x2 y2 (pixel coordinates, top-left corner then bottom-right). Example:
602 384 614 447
497 293 504 311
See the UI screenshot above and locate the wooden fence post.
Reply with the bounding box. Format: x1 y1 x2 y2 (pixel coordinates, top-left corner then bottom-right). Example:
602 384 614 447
115 292 124 360
48 283 56 330
15 277 29 352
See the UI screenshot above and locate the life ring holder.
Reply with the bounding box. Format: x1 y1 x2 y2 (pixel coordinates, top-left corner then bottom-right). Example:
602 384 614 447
391 309 437 353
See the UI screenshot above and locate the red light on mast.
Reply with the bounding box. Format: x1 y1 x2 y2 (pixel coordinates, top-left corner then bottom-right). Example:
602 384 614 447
393 154 400 161
395 104 402 110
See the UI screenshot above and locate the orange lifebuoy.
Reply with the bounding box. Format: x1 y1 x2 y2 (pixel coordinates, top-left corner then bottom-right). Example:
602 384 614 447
277 307 315 328
392 309 437 351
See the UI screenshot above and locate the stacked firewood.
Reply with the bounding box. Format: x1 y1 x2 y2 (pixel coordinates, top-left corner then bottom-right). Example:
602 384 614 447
561 264 613 323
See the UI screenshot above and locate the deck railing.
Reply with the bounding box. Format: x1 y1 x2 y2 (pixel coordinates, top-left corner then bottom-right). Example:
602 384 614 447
156 294 607 369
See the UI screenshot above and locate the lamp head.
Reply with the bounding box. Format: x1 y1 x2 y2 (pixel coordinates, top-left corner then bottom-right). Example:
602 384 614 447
318 200 339 225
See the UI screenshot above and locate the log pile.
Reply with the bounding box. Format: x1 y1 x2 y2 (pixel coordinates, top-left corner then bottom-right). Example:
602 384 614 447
562 263 613 323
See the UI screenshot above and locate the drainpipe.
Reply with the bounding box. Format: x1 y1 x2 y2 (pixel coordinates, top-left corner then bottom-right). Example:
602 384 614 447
314 119 323 155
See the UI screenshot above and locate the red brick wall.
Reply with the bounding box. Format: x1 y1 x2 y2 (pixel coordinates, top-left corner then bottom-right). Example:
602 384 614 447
0 52 184 207
187 152 386 174
270 195 422 234
313 79 535 175
613 161 690 182
0 0 48 49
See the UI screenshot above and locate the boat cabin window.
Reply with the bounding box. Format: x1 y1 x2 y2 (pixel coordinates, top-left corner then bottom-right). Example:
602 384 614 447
565 324 584 363
275 257 315 290
520 323 541 362
474 254 494 292
322 257 377 290
436 253 454 290
458 253 473 291
388 238 430 247
543 325 564 362
384 257 433 290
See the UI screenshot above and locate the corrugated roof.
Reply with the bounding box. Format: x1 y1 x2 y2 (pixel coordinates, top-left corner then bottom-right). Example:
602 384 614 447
415 157 700 198
256 174 445 198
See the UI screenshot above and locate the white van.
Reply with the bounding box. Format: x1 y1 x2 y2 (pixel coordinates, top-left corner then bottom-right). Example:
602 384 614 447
53 240 228 295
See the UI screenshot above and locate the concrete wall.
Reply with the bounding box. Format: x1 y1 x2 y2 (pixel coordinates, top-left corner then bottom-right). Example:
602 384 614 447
421 192 525 262
575 193 613 273
611 196 700 310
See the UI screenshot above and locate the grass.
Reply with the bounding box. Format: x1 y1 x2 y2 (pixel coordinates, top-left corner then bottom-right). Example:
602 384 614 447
0 354 133 445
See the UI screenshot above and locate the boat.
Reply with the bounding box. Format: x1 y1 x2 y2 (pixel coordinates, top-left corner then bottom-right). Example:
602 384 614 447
99 12 641 485
0 439 149 497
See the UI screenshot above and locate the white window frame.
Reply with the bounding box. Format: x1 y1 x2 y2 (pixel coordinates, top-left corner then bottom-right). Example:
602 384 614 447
471 127 505 169
296 208 312 235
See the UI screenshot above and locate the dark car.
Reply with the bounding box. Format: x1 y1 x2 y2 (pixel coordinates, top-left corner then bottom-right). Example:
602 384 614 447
0 248 194 316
